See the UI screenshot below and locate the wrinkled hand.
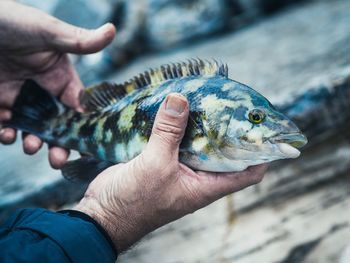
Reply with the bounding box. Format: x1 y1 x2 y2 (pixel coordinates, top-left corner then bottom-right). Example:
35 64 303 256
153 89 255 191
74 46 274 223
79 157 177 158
0 1 116 168
75 94 267 252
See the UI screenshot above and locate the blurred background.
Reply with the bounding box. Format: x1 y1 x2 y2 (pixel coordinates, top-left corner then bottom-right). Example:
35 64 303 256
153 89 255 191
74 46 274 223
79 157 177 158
1 0 350 262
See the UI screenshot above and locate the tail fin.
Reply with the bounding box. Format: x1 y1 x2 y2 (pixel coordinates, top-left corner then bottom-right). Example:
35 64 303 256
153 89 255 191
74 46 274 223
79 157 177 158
4 80 60 136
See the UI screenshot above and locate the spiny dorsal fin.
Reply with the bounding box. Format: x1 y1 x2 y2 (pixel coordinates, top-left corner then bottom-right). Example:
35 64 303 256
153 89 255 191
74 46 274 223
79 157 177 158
80 82 127 112
146 59 228 86
81 59 228 112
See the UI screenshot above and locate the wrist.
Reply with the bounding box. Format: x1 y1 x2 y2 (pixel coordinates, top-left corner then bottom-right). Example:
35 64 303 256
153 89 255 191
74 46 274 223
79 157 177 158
74 196 147 252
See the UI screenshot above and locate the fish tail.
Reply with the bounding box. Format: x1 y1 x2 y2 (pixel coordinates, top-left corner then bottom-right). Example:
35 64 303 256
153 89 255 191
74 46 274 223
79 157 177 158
4 80 61 137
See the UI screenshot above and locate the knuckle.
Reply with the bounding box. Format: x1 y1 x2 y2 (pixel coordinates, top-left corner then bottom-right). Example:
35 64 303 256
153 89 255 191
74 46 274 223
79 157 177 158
74 28 89 51
153 121 183 143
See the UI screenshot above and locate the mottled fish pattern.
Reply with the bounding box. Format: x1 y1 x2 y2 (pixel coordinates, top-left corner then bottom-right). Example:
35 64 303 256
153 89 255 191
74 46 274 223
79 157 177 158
5 59 307 181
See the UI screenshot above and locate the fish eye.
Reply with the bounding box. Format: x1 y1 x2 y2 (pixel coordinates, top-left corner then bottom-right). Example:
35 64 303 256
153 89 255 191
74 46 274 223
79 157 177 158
248 109 265 124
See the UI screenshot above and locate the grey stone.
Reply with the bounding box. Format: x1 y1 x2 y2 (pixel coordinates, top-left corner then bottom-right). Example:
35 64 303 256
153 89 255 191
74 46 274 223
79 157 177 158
144 0 229 49
80 0 311 76
19 0 112 29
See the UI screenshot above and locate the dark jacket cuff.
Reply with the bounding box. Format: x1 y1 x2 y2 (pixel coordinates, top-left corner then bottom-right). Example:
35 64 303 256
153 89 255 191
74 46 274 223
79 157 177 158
2 208 117 263
58 209 118 257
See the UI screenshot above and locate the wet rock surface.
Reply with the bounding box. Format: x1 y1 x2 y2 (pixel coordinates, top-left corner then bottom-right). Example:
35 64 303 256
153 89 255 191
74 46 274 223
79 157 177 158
2 0 350 262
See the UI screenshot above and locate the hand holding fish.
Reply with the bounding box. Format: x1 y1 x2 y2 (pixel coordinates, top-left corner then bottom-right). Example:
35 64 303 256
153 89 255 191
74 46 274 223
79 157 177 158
75 94 268 252
0 0 116 168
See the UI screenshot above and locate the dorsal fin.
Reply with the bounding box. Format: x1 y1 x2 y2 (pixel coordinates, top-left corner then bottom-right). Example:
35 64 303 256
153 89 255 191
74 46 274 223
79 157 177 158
80 82 127 112
81 59 228 112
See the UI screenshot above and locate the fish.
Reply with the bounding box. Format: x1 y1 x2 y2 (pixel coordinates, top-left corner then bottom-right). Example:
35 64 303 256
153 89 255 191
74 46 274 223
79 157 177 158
4 59 307 181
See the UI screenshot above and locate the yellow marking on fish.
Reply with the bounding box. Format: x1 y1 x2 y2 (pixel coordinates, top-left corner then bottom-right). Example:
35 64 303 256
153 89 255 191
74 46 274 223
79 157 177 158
228 118 252 132
247 129 263 144
118 104 137 132
222 82 235 92
202 62 217 76
192 136 209 152
184 79 206 93
181 64 189 76
150 70 163 84
203 65 214 75
94 116 107 140
200 94 236 114
126 83 136 93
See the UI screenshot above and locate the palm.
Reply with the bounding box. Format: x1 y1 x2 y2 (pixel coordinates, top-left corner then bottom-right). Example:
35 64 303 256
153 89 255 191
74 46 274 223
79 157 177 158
179 162 266 208
0 1 115 168
0 52 77 107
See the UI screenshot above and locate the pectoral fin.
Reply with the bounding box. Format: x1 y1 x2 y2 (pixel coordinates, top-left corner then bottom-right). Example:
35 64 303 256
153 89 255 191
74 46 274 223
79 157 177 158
61 157 114 182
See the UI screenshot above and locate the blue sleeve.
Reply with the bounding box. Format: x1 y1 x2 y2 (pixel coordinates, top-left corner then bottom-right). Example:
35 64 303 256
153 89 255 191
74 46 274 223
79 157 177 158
0 208 118 263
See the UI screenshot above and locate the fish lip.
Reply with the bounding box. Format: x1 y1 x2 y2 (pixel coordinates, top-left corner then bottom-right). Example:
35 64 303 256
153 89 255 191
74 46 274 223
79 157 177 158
268 132 308 149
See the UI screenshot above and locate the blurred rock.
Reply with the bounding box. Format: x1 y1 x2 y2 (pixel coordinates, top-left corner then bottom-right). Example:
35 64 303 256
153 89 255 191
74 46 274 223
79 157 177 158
144 0 230 49
19 0 112 28
53 0 112 29
79 0 310 81
340 245 350 263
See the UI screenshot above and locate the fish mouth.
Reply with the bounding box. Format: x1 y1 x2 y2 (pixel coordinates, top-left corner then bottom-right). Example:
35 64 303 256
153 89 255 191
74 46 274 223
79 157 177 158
269 133 308 149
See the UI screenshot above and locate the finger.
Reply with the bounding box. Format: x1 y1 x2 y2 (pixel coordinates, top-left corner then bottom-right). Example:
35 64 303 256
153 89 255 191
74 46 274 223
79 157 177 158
22 133 43 155
50 22 116 54
197 164 268 198
0 82 22 108
0 2 115 54
48 146 70 169
146 93 189 162
58 61 84 111
35 55 84 110
0 109 11 121
0 128 17 144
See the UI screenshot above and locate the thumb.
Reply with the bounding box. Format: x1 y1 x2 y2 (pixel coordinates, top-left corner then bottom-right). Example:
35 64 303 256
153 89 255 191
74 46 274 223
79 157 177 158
50 22 116 54
146 94 189 162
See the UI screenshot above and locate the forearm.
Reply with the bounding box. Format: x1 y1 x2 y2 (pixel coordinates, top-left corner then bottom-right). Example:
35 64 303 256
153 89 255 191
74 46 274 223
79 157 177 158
0 208 117 262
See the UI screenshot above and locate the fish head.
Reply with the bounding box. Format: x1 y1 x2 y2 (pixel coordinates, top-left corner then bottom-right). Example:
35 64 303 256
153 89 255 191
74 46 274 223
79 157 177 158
200 80 307 163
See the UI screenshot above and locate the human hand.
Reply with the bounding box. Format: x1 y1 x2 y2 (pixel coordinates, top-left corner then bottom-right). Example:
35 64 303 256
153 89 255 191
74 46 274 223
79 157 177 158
75 93 268 252
0 1 116 168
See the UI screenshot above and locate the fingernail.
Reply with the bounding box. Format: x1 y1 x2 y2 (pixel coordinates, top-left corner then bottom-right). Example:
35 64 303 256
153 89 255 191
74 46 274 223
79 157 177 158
165 94 187 115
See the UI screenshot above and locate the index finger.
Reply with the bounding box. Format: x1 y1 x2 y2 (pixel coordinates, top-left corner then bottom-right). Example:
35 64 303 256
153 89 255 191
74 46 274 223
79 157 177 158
196 164 268 198
34 54 84 111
